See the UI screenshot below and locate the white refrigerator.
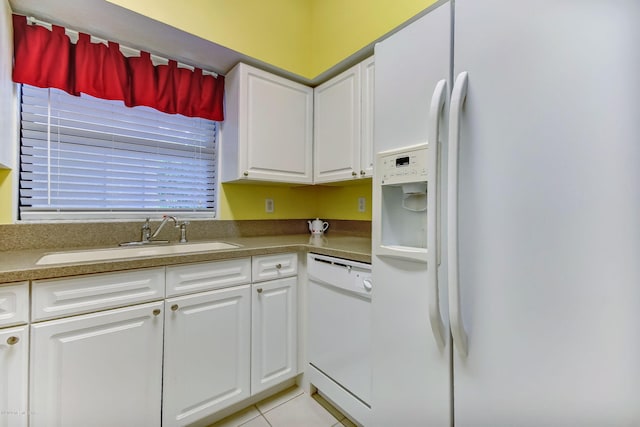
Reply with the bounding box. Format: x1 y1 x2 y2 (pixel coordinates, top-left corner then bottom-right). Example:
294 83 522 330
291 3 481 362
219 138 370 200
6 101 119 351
371 0 640 426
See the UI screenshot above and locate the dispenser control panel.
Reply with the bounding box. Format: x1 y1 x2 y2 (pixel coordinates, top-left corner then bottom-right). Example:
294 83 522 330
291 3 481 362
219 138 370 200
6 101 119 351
378 145 428 185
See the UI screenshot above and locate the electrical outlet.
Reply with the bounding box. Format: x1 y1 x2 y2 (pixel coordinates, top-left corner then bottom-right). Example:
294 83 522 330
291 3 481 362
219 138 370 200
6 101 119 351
265 198 274 213
358 197 366 213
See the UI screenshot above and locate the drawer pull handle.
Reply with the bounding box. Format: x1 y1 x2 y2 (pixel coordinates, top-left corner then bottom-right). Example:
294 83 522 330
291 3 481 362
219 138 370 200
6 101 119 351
152 309 161 316
257 288 263 294
6 336 19 345
275 263 282 269
171 304 179 312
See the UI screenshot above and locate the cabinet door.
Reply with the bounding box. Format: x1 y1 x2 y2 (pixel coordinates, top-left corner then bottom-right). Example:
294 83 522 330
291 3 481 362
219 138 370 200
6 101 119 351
29 302 164 427
251 277 297 394
360 56 375 178
314 64 361 183
0 326 28 427
163 285 251 427
222 63 313 184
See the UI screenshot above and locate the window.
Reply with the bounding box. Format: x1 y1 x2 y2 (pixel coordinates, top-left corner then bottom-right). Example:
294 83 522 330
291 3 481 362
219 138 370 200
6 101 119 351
19 84 217 220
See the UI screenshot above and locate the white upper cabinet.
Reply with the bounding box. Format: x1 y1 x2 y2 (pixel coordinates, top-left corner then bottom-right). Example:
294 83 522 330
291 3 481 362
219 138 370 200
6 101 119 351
221 63 313 184
0 0 17 170
314 56 374 183
360 56 375 178
314 64 361 183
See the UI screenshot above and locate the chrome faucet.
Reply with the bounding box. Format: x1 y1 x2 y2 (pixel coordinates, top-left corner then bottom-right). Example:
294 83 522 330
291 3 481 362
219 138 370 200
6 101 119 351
142 215 189 243
121 215 186 246
149 215 178 241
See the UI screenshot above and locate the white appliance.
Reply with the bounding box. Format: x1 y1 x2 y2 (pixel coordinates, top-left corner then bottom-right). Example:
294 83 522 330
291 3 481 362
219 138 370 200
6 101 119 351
307 254 372 425
372 1 640 426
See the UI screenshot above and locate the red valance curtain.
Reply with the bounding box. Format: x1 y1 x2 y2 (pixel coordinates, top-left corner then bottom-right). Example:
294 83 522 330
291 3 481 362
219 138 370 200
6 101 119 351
11 14 224 121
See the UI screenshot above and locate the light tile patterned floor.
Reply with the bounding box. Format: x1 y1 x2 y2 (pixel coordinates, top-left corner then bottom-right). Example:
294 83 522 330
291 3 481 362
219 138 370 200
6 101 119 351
210 385 358 427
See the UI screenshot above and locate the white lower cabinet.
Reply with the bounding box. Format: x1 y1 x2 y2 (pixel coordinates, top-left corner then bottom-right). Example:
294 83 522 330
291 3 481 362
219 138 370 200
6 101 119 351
251 276 298 394
162 285 251 427
0 282 29 328
20 254 300 426
0 326 29 427
29 301 164 427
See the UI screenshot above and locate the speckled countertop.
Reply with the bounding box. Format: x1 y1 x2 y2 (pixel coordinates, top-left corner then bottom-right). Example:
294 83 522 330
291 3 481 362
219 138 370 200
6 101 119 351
0 233 371 284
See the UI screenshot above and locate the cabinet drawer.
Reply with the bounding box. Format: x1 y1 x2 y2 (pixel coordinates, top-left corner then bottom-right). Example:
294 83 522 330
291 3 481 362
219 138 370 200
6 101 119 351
252 253 298 282
0 282 29 328
166 258 251 297
32 268 165 322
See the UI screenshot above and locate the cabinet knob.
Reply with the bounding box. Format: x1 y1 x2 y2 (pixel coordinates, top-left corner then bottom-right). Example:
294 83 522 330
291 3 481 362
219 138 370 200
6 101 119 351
152 309 161 316
171 304 179 312
243 171 249 177
257 288 263 294
6 336 19 345
360 170 366 176
275 263 282 269
351 171 357 177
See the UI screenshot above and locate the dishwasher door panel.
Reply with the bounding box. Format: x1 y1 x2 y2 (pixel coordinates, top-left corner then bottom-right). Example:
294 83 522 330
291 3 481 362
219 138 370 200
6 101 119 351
307 255 372 406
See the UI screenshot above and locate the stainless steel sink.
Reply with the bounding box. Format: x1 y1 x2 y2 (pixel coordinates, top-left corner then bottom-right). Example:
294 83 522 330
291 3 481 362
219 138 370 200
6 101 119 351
36 241 241 265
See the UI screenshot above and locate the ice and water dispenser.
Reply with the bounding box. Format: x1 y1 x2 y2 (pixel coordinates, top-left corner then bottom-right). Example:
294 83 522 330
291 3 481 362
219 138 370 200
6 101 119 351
374 143 434 263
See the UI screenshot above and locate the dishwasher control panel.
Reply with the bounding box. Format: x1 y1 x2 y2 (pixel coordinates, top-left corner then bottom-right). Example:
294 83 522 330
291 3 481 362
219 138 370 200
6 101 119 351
307 254 372 297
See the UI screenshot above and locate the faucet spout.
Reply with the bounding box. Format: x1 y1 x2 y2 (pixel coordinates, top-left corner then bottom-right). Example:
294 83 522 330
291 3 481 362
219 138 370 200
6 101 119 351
151 215 178 239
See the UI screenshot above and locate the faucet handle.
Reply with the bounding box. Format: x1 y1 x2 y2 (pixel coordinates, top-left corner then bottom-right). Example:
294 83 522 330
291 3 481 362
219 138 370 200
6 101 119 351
141 218 151 241
178 221 189 243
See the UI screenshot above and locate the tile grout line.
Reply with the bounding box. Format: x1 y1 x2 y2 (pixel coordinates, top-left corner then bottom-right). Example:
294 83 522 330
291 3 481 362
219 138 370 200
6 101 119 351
261 413 273 427
234 405 263 427
226 388 350 427
256 389 305 417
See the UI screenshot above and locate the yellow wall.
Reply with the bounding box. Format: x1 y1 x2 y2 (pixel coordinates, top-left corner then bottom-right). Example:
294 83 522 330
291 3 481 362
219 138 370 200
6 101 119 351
310 0 436 77
218 184 318 220
315 182 372 221
106 0 312 78
0 170 12 223
218 181 372 221
106 0 436 79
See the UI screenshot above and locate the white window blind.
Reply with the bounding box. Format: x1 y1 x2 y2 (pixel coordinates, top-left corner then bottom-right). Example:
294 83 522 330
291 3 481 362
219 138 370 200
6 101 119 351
19 84 217 220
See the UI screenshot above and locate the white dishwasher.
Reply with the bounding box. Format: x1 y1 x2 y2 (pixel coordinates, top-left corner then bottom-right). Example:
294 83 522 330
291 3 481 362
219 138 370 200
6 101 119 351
307 253 372 425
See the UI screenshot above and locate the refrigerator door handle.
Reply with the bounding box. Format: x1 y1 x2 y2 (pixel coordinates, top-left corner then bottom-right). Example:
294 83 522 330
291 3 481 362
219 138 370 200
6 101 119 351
447 71 469 357
428 79 447 349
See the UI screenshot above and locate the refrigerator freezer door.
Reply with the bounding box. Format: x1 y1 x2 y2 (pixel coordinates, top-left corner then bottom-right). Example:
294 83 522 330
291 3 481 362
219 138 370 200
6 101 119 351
453 0 640 425
371 2 452 426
